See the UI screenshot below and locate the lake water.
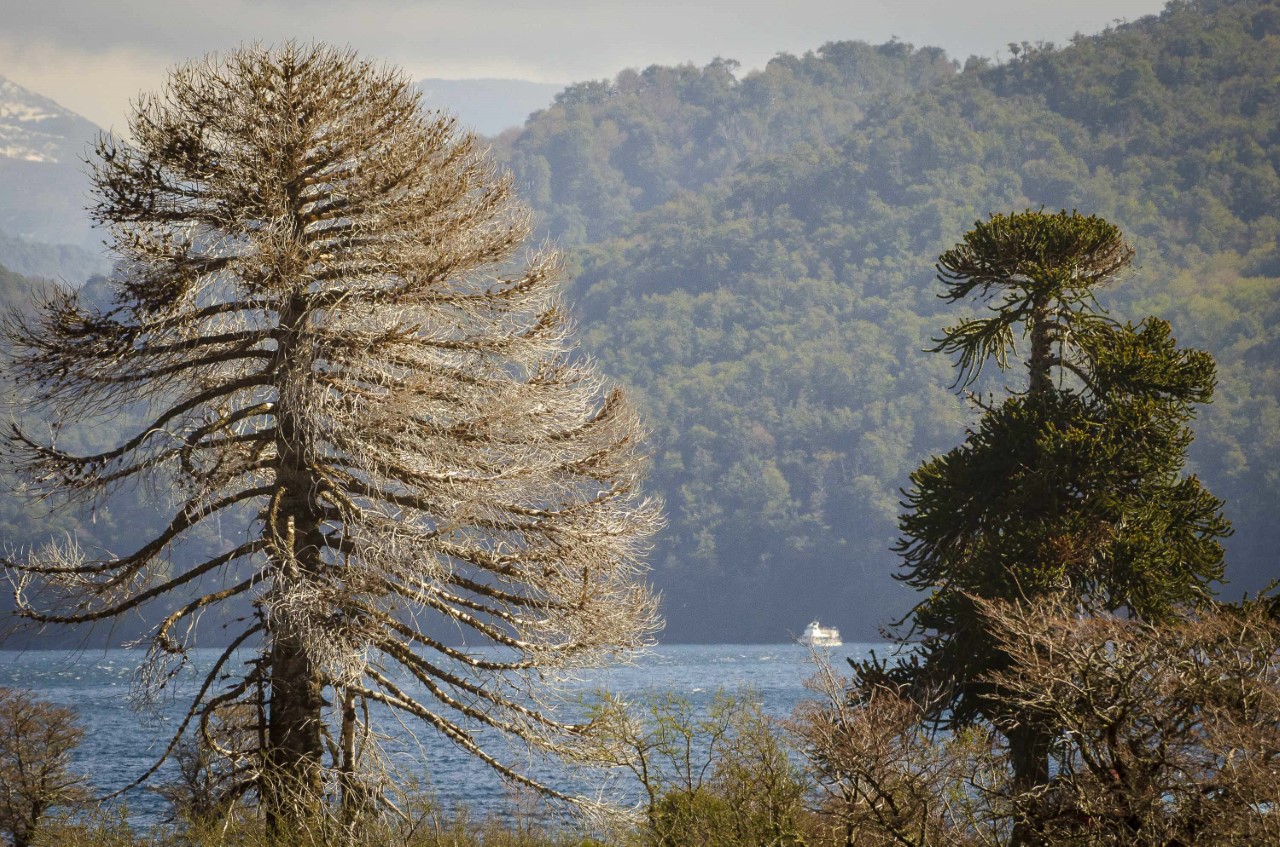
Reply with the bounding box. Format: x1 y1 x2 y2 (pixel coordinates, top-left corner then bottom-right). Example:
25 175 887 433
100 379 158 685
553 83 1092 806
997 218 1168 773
0 643 889 824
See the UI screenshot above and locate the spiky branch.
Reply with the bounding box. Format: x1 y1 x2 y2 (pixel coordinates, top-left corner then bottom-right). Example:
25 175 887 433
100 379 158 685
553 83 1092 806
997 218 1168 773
2 43 660 826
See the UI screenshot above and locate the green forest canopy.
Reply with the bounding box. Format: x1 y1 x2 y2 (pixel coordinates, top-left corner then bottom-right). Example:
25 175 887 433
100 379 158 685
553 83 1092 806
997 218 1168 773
494 0 1280 641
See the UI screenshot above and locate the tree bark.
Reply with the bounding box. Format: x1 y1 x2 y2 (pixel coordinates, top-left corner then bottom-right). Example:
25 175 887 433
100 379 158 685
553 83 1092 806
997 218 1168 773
1008 721 1051 847
1027 292 1052 398
264 186 328 827
265 625 325 826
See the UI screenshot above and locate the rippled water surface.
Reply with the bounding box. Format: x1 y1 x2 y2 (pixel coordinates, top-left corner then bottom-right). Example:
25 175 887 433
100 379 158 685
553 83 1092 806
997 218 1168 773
0 643 888 823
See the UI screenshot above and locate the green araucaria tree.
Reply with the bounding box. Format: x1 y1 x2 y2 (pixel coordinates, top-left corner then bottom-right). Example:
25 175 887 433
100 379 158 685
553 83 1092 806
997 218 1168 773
862 210 1231 830
1 43 660 829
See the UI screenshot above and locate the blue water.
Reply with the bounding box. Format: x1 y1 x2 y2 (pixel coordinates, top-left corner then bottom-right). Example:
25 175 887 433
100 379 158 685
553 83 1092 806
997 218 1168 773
0 643 887 824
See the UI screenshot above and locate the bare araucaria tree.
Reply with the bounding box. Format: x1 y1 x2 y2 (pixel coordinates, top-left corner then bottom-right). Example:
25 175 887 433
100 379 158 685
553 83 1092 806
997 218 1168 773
1 43 660 826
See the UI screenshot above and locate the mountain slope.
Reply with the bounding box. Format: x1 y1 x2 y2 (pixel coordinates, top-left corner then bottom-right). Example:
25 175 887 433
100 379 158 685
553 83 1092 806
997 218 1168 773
0 75 102 253
0 76 98 164
497 42 959 245
500 0 1280 641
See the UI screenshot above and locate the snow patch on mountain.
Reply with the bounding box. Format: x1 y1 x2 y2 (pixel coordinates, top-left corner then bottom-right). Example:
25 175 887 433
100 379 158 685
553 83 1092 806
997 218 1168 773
0 75 103 249
0 76 99 164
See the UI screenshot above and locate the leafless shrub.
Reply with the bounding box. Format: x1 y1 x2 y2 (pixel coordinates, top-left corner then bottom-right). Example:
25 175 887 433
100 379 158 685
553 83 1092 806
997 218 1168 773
587 689 809 846
0 688 89 847
982 597 1280 846
793 601 1280 847
789 659 1006 847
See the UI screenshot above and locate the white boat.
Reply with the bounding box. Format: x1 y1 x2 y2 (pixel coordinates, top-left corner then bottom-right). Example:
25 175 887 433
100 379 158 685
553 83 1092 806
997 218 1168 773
800 620 842 647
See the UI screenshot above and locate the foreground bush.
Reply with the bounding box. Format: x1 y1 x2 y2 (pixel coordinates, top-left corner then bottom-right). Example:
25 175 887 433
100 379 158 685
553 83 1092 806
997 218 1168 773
790 661 1008 846
794 598 1280 847
986 598 1280 846
587 689 812 846
0 688 89 847
32 802 605 847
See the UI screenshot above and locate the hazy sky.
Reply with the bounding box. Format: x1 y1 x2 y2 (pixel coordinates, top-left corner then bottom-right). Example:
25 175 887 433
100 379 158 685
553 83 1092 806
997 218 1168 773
1 0 1172 131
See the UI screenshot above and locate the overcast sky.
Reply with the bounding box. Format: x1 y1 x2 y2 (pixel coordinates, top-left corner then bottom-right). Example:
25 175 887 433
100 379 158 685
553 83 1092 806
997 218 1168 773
1 0 1172 131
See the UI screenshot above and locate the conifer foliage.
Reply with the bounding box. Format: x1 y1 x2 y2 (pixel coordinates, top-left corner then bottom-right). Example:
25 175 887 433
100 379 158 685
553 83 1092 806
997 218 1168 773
1 43 660 822
863 210 1231 815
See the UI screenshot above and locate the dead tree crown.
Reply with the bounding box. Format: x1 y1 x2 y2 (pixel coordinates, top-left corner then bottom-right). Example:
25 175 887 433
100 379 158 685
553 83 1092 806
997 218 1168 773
2 42 661 816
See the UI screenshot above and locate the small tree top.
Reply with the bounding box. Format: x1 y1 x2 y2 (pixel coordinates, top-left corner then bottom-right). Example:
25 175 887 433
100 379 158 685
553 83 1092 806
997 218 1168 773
937 209 1134 300
932 209 1135 388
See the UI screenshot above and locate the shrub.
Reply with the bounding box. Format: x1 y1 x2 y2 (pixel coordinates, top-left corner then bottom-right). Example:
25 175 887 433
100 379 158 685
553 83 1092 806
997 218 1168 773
0 688 89 847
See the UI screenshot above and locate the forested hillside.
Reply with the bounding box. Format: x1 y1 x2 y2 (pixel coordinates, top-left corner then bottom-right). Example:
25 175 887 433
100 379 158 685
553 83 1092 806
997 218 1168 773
1 0 1276 645
492 41 958 244
495 0 1280 640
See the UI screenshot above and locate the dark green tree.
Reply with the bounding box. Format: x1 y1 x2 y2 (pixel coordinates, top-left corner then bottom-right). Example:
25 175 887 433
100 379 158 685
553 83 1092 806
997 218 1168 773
861 210 1231 840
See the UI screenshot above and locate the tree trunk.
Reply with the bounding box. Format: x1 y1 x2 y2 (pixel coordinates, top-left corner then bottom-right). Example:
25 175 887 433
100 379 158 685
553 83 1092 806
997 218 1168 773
1008 721 1051 847
264 273 327 829
265 625 325 828
1028 293 1052 398
263 445 328 829
1010 290 1055 847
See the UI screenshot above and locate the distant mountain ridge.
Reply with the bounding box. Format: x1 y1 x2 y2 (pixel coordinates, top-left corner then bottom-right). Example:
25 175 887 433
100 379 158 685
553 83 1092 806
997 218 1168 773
0 75 99 164
0 74 102 256
0 227 106 284
0 74 560 268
